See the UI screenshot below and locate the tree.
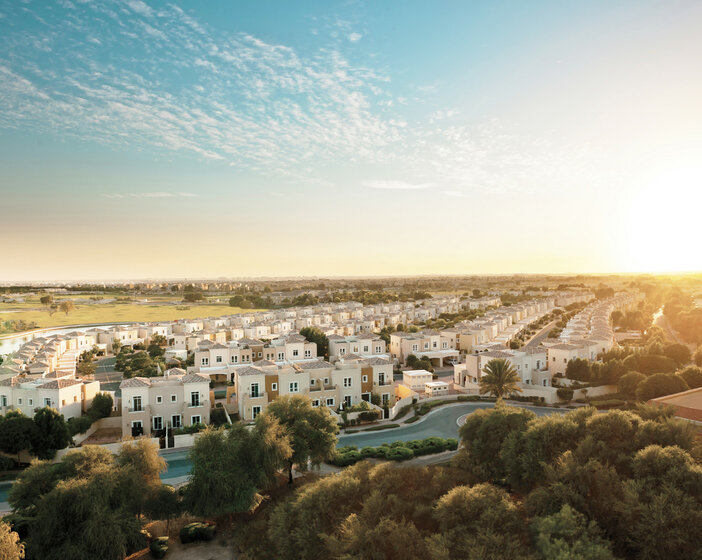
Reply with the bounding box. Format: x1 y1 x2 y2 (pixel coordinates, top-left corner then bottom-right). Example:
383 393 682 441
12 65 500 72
618 371 646 398
184 417 291 517
0 521 24 560
678 365 702 389
694 346 702 367
428 483 533 559
76 359 96 377
299 327 329 358
0 415 39 463
111 338 122 355
480 358 522 398
144 484 181 533
565 358 592 382
265 395 338 484
183 292 203 302
636 373 689 401
663 343 691 366
89 393 114 420
453 401 535 481
39 294 53 306
58 301 75 316
556 387 574 402
530 505 616 560
405 354 419 368
32 408 71 460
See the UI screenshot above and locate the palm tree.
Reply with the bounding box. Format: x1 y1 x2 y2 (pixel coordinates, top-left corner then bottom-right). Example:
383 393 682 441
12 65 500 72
480 358 522 398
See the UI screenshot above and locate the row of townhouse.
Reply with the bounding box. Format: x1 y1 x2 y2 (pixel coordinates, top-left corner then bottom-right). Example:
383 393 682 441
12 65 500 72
234 356 394 421
119 370 211 437
191 333 319 381
0 376 100 420
541 293 637 375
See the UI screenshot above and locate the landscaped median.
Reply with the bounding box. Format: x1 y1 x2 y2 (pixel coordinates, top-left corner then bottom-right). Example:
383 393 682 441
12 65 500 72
329 436 459 467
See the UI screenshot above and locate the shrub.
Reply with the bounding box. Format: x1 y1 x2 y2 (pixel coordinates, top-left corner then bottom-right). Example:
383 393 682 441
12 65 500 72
360 447 376 459
358 410 380 423
446 438 459 450
149 536 169 558
556 388 574 402
386 446 414 461
179 522 215 544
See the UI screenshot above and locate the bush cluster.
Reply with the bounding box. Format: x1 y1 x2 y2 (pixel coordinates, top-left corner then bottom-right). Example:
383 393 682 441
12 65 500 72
149 536 169 558
330 437 458 467
179 522 216 544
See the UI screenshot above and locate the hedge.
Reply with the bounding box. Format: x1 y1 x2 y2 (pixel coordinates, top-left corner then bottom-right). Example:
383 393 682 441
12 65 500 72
330 436 458 467
556 388 574 402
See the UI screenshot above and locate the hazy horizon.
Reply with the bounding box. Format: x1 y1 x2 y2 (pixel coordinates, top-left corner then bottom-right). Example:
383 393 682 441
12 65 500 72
2 0 701 281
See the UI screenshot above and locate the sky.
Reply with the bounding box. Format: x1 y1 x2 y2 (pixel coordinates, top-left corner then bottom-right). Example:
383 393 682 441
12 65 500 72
1 0 701 281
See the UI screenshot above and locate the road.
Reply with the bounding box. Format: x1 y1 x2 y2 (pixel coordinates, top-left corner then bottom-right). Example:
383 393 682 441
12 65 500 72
523 319 559 348
337 401 558 449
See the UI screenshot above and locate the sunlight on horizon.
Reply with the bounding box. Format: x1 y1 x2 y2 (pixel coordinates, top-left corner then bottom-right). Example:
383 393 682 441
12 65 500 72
624 165 702 273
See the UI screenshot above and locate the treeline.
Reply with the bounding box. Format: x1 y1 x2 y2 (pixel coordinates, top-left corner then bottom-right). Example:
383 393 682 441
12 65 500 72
233 401 701 560
664 291 702 344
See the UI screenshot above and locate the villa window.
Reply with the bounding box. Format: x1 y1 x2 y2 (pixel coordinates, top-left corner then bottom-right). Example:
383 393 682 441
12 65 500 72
153 417 163 430
171 395 177 403
201 357 209 366
252 406 261 419
271 382 278 391
278 352 285 360
216 355 222 363
190 391 200 407
171 415 182 428
343 377 352 388
250 383 260 398
305 350 311 358
0 396 6 407
28 399 33 406
326 398 335 407
132 396 143 412
191 415 201 425
312 399 320 407
382 394 389 404
289 382 299 393
156 396 163 404
292 349 299 357
362 375 368 383
17 398 23 405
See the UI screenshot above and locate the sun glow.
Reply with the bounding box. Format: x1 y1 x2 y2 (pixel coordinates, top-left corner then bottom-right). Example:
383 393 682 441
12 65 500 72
625 166 702 273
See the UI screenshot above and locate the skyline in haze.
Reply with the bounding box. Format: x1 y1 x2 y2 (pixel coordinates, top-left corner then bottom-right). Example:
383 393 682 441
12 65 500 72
2 0 701 281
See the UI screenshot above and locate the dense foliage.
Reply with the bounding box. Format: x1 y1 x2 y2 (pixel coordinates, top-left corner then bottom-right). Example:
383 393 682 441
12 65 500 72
233 402 700 560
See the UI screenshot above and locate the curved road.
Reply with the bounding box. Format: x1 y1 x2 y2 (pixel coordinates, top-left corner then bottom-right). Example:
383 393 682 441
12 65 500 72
338 401 559 448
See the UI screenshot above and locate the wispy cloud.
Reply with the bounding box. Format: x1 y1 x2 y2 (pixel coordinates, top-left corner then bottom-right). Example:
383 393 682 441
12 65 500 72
363 180 434 190
0 2 593 194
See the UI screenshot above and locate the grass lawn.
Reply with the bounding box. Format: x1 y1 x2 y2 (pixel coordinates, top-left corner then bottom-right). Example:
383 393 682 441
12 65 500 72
0 300 264 331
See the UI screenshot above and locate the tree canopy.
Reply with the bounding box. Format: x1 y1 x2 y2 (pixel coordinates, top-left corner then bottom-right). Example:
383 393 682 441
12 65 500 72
480 359 522 398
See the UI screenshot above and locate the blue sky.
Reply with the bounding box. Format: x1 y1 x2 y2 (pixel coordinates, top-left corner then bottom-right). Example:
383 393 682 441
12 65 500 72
1 0 701 280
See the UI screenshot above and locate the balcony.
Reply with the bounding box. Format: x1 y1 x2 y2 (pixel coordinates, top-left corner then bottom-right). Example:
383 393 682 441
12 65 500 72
243 392 267 400
188 399 210 408
310 384 336 392
374 380 392 387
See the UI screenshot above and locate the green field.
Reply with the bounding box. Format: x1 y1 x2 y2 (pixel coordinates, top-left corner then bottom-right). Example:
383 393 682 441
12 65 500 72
0 294 264 332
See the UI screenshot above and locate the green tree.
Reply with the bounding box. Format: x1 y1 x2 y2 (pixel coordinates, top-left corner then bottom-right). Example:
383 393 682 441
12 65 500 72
454 401 535 481
566 358 592 382
0 415 39 464
31 408 71 460
530 504 616 560
144 484 181 533
617 371 646 398
0 521 24 560
405 354 419 368
428 483 533 559
39 294 53 306
694 346 702 367
265 395 338 484
88 393 114 420
183 292 203 302
76 358 96 377
480 358 522 398
111 338 122 355
635 373 688 401
58 301 75 316
184 417 291 517
299 327 329 358
663 343 691 366
678 365 702 389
